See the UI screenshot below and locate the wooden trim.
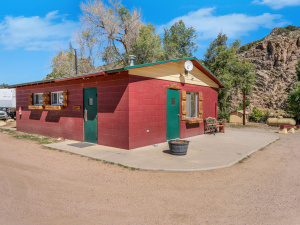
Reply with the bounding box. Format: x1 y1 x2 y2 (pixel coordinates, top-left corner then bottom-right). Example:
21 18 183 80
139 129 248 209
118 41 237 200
181 91 187 120
29 93 33 106
198 92 203 119
198 92 203 101
28 105 44 110
45 105 63 110
186 118 203 124
73 105 81 110
43 92 50 106
62 90 68 106
169 84 179 90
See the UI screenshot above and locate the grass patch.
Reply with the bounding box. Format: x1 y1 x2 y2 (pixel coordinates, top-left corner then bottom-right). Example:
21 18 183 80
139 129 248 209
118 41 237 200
0 129 17 135
238 155 250 164
0 128 57 145
44 147 58 151
226 124 252 129
259 138 280 151
1 127 140 171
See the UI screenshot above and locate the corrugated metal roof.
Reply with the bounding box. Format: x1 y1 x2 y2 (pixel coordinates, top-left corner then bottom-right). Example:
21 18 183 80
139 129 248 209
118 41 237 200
9 57 225 88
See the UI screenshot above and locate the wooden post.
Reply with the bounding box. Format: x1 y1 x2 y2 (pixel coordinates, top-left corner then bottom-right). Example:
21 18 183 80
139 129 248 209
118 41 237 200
198 92 203 119
181 91 187 120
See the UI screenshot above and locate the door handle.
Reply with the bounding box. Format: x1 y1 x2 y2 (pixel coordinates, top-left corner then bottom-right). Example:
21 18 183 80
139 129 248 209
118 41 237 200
84 108 88 121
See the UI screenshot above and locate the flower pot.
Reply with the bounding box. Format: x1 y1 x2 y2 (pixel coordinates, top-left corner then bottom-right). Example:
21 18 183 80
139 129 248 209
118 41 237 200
168 140 190 155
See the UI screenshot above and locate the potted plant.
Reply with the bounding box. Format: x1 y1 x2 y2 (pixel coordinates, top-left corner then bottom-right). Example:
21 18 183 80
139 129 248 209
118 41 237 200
168 139 190 155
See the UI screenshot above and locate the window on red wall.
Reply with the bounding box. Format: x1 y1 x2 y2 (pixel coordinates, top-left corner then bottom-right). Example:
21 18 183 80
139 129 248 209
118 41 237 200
33 93 43 105
51 91 63 105
186 92 198 118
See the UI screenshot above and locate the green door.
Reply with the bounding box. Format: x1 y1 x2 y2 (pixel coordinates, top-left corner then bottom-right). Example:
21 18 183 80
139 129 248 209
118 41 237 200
84 87 98 143
167 89 180 140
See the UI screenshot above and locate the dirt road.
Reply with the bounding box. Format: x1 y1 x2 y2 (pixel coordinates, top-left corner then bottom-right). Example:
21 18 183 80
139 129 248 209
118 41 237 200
0 129 299 224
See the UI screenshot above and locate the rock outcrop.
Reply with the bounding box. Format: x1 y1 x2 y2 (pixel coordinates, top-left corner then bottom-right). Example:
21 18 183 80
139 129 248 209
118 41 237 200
232 27 300 115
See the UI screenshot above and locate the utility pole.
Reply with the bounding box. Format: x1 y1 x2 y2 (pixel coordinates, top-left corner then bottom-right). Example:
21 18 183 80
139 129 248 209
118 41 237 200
74 49 78 75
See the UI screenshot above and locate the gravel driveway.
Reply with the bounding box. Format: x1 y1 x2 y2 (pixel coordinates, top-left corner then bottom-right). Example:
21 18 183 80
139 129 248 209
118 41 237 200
0 128 299 224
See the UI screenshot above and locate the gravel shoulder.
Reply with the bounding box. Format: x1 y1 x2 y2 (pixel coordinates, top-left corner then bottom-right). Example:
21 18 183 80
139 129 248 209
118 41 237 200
0 127 299 225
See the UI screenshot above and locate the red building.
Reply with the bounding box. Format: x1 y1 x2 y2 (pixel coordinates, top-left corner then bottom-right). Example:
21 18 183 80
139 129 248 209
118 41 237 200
11 57 225 149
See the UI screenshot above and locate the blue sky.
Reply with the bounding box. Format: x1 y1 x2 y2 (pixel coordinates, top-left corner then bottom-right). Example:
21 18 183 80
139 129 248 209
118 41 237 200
0 0 299 85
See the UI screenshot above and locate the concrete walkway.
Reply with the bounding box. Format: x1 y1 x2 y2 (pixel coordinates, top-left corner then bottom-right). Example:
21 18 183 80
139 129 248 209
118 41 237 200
44 128 279 171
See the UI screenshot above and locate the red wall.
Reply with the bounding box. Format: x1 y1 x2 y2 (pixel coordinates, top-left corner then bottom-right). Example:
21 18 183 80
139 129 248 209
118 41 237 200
16 73 130 149
128 75 218 149
16 73 218 150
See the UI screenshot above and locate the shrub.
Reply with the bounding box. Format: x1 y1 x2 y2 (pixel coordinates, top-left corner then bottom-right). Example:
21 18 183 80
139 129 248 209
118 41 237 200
238 99 250 110
262 110 270 122
286 85 300 123
249 107 262 122
218 109 229 121
274 25 299 35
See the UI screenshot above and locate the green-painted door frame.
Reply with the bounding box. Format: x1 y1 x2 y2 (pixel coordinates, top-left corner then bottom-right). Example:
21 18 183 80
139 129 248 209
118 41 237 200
166 89 180 140
84 87 98 143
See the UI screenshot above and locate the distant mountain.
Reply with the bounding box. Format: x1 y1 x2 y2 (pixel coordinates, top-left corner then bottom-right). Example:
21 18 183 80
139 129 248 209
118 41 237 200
232 26 300 115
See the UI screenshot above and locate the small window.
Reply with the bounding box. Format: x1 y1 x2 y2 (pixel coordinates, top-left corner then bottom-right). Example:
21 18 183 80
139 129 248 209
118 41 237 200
34 93 43 105
88 98 93 106
171 98 175 106
186 92 198 118
51 91 63 105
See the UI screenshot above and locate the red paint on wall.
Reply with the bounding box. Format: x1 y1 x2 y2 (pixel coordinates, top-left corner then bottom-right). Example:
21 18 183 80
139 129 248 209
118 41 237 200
16 72 218 150
16 73 130 149
128 75 218 149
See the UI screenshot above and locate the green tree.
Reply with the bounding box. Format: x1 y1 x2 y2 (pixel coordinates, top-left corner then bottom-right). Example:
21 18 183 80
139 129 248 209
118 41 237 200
286 84 300 123
262 110 270 122
47 2 199 79
0 83 9 88
163 20 198 60
203 33 255 123
203 33 239 120
130 23 163 65
204 33 228 66
249 107 262 122
233 60 256 125
46 44 95 79
285 59 300 123
80 0 142 66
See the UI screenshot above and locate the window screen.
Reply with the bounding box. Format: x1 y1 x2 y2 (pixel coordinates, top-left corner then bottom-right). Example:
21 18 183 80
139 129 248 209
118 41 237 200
34 93 43 105
186 92 197 118
51 92 63 105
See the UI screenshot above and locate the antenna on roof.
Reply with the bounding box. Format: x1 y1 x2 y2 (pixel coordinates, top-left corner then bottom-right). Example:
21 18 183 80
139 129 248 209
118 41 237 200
74 49 78 75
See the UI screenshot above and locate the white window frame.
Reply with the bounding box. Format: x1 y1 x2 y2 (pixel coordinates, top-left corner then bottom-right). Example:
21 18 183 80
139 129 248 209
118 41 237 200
186 92 198 118
33 93 43 105
51 91 63 105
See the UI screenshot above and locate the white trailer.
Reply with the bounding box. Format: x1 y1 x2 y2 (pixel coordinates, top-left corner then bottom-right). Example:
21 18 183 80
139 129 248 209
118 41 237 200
0 89 16 119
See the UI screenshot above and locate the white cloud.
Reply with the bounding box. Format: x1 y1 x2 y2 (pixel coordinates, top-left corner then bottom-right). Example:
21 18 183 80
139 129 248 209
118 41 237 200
252 0 300 9
0 11 78 51
158 7 287 40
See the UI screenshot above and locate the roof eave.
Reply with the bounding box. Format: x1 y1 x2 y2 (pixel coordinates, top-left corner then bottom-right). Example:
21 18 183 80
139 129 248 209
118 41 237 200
125 56 225 89
9 71 107 88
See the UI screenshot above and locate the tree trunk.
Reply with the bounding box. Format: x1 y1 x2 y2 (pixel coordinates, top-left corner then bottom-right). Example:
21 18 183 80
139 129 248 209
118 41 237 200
112 39 127 66
243 90 246 126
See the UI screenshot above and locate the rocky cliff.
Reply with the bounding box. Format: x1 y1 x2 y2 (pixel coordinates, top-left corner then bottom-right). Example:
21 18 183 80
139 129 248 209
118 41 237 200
232 27 300 115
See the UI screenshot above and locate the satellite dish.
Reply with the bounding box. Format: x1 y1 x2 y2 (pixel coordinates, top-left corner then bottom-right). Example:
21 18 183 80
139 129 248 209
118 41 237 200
184 60 193 71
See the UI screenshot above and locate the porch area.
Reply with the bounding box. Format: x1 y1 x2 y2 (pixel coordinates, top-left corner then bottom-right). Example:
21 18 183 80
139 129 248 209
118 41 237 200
45 127 279 171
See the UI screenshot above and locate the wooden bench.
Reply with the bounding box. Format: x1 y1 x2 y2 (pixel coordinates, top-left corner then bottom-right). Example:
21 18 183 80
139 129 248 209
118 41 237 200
204 117 225 135
278 125 295 134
